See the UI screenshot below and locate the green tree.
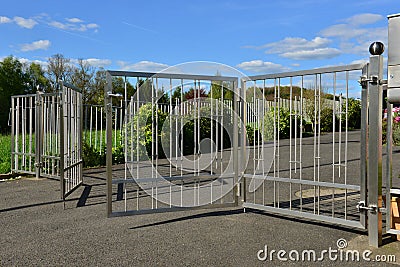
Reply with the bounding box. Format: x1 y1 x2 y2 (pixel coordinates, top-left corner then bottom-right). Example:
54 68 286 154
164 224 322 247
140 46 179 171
25 62 50 93
0 56 29 132
70 59 95 103
210 80 233 100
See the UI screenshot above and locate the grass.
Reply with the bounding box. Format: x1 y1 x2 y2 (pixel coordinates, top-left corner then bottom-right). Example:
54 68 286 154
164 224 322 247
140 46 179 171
0 134 11 174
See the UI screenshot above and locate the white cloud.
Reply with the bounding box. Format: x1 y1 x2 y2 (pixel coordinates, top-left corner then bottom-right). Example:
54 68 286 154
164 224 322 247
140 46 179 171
71 58 112 68
244 36 340 61
13 16 37 29
321 13 387 56
86 23 98 29
20 40 51 52
117 60 169 72
49 21 68 30
264 37 332 54
281 48 341 60
0 16 11 24
48 18 99 32
66 17 83 23
236 60 290 73
343 13 383 26
18 57 48 67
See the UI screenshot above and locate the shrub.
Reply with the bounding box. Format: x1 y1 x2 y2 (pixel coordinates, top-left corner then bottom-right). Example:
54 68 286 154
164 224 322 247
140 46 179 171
342 98 361 130
181 104 232 154
263 107 303 140
383 107 400 146
82 142 104 168
319 107 340 133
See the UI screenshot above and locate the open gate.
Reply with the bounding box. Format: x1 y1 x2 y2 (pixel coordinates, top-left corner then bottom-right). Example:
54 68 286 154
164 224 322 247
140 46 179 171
10 82 83 200
241 63 368 230
105 71 241 216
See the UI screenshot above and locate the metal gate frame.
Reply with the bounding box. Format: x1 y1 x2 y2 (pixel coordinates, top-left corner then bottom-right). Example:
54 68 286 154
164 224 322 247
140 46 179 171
10 82 83 200
241 63 368 230
105 71 240 217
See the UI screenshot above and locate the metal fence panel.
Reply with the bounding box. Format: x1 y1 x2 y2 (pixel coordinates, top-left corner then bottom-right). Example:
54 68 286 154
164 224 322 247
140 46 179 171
241 64 367 230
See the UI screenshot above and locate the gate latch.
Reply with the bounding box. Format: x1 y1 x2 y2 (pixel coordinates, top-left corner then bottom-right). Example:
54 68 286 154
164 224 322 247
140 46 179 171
356 201 378 213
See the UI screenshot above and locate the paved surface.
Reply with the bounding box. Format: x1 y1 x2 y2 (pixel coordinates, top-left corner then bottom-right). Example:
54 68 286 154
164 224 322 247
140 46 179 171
1 174 400 266
2 130 400 266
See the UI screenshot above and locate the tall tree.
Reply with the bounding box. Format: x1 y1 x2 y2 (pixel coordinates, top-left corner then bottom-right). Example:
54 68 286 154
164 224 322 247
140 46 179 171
70 59 95 103
0 56 29 132
47 54 71 90
25 62 50 93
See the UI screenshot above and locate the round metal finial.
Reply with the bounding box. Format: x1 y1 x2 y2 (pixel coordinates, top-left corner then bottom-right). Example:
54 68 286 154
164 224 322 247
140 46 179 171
369 42 385 55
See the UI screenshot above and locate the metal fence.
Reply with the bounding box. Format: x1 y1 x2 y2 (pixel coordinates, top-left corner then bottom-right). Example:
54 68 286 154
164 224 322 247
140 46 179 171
10 83 83 200
241 64 367 229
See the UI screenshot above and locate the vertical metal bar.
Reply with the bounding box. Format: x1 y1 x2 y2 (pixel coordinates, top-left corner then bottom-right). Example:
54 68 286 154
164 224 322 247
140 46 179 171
89 105 93 147
220 80 224 202
22 97 26 170
241 79 247 204
35 92 42 179
277 78 280 208
332 72 336 217
317 74 321 215
105 72 113 217
233 79 239 206
344 71 349 220
300 77 304 211
367 54 383 247
124 77 128 212
360 63 369 228
273 79 277 207
29 95 33 172
262 79 266 206
100 106 103 154
289 77 293 210
11 97 15 173
211 81 214 175
313 75 317 214
180 79 184 177
386 102 393 233
60 85 65 200
95 106 98 150
170 78 173 178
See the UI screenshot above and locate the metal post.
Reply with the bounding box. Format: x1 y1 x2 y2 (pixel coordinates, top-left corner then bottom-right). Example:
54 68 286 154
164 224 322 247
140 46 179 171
10 97 15 174
35 91 42 179
240 79 247 204
60 83 65 200
367 46 384 247
360 63 369 228
233 79 239 206
386 100 393 234
105 72 113 217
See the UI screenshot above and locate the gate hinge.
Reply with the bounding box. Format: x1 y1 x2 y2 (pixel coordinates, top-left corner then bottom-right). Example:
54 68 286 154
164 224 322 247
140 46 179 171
356 201 378 213
359 76 387 87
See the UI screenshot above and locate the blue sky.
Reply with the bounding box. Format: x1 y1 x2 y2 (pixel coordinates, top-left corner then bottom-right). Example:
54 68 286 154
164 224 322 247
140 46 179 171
0 0 396 76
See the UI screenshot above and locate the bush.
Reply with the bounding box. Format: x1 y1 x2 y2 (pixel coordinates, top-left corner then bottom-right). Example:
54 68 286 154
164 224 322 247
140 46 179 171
319 107 340 133
181 104 232 154
263 107 303 140
82 142 104 168
383 107 400 146
342 98 361 130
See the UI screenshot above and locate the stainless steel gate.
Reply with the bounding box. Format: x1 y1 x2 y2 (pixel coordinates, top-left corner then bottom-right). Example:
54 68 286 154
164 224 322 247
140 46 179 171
10 82 83 200
241 63 368 229
60 82 83 199
105 71 240 217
